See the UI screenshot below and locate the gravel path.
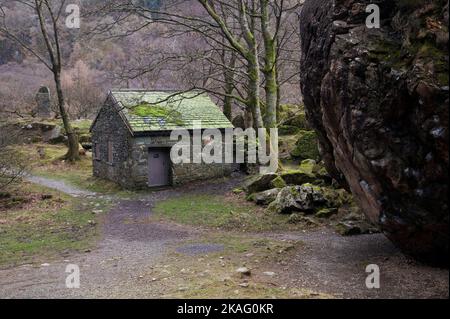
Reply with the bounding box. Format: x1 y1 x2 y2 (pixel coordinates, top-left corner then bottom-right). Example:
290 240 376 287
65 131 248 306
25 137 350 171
0 175 448 299
0 197 197 298
25 175 96 198
265 230 449 299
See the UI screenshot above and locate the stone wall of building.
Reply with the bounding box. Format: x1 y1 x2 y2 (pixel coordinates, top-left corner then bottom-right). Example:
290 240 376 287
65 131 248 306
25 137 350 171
91 97 134 188
130 132 237 189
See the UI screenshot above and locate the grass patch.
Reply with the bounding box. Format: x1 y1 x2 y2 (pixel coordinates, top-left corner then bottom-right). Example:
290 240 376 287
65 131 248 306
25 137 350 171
71 119 93 133
153 193 311 232
0 182 104 268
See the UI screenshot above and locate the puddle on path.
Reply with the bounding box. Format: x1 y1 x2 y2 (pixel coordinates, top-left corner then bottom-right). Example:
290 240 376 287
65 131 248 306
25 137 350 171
176 243 225 256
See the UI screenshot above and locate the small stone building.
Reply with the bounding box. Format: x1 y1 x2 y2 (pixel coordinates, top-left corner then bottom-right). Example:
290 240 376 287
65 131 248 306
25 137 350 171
90 90 235 189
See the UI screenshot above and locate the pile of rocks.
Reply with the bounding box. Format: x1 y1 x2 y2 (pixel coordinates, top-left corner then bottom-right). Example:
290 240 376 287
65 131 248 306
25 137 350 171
243 160 378 235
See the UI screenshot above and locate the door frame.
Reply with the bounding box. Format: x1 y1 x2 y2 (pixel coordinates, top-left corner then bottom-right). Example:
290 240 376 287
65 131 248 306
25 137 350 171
147 147 173 188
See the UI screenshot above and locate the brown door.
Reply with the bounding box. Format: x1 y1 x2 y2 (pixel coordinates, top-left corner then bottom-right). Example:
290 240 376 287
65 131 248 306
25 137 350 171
148 148 171 187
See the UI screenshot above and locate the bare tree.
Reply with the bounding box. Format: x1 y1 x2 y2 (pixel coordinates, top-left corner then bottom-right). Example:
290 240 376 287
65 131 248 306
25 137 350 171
85 0 302 130
0 0 80 161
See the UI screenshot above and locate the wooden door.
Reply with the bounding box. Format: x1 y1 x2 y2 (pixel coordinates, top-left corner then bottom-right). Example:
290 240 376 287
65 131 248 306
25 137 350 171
148 148 170 187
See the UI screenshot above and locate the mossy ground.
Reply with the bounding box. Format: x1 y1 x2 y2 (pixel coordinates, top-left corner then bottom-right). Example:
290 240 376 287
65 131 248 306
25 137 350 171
0 182 106 268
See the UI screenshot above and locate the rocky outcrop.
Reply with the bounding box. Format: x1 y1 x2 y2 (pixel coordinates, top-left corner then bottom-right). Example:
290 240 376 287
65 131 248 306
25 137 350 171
300 0 449 264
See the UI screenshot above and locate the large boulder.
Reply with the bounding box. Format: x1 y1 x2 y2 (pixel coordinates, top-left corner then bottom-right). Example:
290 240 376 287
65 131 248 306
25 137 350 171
300 0 449 264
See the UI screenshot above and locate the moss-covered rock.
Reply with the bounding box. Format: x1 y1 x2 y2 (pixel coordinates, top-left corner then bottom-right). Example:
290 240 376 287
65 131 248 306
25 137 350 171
252 188 281 206
244 173 279 194
290 130 320 161
280 170 316 186
271 176 287 189
267 185 328 215
308 163 331 184
300 0 449 263
299 159 317 173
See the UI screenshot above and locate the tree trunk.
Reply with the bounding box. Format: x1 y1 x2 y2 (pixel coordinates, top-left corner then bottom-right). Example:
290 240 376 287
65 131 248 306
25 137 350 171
223 51 237 121
276 66 282 122
223 90 233 121
263 66 277 129
260 0 277 129
54 71 80 162
247 52 264 128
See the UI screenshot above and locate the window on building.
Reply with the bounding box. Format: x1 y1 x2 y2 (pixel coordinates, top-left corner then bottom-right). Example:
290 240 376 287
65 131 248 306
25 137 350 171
94 143 100 161
107 141 113 163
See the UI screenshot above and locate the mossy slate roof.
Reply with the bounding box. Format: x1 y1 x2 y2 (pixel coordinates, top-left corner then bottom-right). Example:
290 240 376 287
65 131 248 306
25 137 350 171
110 90 233 132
